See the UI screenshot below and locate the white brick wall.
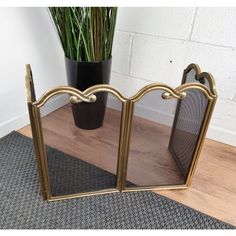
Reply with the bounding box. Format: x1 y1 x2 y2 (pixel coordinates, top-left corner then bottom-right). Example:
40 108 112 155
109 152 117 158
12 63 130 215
112 31 132 75
110 7 236 146
116 7 196 39
130 36 187 86
192 8 236 47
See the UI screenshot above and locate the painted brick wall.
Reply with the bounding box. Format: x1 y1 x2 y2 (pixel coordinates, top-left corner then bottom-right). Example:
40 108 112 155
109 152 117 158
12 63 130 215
110 7 236 146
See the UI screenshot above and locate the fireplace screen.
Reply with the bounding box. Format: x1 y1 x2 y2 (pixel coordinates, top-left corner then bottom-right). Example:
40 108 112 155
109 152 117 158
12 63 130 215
25 63 217 201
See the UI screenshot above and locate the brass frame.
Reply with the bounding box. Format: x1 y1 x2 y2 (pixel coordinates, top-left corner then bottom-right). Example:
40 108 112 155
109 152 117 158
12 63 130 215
25 63 217 202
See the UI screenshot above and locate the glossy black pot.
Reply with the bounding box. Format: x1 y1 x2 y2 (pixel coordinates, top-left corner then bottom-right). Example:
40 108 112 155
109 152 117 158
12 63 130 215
65 57 112 129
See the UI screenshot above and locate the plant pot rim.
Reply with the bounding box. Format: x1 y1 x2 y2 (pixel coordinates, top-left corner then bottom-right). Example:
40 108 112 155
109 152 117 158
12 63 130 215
65 56 112 64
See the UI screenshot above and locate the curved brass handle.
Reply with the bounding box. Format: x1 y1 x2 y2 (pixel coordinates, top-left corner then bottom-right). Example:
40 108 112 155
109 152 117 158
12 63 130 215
162 91 187 100
69 94 97 104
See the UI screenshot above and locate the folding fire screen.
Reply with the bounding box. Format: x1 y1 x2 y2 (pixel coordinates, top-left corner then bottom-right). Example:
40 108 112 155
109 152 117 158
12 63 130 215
25 63 217 201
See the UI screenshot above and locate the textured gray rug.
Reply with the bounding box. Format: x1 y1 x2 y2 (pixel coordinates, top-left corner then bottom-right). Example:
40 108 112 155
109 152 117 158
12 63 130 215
46 145 134 196
0 131 234 229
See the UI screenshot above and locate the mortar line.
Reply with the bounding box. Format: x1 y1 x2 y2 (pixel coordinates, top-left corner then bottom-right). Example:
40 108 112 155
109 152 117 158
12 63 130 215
111 70 171 84
233 93 236 102
128 35 134 76
189 7 198 40
190 40 235 50
116 29 186 42
116 29 235 50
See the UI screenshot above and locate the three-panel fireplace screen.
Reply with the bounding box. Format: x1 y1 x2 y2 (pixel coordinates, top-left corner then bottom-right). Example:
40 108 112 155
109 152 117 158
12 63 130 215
25 63 217 201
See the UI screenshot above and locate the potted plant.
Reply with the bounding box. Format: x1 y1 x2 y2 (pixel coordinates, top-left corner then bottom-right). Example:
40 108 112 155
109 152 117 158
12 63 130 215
49 7 117 129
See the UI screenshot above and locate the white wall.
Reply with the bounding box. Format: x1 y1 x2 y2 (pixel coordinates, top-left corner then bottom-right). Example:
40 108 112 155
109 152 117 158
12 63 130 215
0 7 235 147
111 7 236 146
0 7 67 137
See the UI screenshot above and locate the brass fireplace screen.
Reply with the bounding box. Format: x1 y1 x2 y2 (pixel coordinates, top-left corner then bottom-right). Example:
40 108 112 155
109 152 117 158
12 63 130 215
25 64 217 202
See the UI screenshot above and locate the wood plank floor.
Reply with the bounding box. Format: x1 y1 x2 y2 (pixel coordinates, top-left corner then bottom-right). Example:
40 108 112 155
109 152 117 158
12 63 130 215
19 105 236 226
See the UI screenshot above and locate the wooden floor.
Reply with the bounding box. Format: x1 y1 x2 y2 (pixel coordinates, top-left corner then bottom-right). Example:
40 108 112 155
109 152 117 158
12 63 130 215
19 105 236 226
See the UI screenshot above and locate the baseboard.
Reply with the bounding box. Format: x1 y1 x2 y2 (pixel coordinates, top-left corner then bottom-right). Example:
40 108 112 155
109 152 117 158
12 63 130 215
206 126 236 147
0 94 69 138
107 96 236 147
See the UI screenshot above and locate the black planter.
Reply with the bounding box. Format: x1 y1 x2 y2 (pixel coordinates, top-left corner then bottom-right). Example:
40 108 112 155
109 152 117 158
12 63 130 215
65 57 112 130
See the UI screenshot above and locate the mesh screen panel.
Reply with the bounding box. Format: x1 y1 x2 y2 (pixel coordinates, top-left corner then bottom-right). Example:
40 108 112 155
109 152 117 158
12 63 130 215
169 69 209 179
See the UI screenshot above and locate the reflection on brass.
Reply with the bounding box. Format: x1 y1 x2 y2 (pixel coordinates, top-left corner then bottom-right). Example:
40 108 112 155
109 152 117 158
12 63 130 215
25 63 217 202
162 92 171 100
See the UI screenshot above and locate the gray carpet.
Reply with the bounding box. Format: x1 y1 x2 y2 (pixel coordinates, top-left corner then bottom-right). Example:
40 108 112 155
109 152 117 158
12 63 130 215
46 146 134 196
0 131 234 229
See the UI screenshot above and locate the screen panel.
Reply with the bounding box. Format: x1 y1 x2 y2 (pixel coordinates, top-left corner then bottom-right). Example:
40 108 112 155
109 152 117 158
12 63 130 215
125 90 186 188
169 68 209 179
169 89 209 178
39 92 122 197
